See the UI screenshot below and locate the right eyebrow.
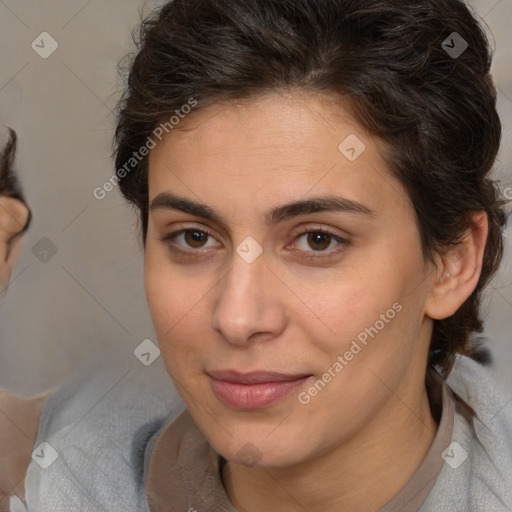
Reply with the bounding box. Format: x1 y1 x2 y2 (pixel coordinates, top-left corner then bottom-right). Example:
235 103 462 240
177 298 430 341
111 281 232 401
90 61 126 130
149 192 377 226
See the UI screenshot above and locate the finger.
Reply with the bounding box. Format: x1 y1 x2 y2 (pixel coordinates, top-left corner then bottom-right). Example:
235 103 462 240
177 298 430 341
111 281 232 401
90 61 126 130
0 262 13 292
6 236 22 268
0 237 24 292
0 197 29 242
0 392 49 504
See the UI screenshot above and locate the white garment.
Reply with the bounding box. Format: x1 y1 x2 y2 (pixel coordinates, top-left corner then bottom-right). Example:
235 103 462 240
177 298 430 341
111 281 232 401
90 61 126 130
419 356 512 511
25 347 185 512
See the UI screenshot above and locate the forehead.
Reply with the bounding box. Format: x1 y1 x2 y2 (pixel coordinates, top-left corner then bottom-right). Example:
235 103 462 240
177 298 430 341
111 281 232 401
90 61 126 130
147 92 408 218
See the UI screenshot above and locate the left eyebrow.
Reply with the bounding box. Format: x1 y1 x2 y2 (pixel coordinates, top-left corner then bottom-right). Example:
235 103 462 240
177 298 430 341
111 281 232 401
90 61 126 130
267 195 377 224
149 192 377 226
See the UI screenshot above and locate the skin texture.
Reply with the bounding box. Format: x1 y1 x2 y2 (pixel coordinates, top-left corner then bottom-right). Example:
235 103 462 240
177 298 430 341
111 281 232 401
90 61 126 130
0 197 30 291
0 197 48 510
145 91 488 512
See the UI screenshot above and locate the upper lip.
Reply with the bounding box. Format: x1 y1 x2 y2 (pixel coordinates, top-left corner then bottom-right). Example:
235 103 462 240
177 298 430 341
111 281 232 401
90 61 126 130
207 370 312 384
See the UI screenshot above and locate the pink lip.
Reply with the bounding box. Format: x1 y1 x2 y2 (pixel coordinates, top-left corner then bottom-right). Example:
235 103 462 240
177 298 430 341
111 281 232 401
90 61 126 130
208 370 313 409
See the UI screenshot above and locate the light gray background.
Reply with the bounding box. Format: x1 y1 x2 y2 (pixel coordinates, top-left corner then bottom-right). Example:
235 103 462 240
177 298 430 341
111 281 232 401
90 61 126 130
0 0 511 397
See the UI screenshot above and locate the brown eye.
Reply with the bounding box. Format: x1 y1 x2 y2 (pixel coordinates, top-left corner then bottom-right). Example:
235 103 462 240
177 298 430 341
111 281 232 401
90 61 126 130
306 232 332 251
292 229 350 260
161 227 221 254
184 230 209 248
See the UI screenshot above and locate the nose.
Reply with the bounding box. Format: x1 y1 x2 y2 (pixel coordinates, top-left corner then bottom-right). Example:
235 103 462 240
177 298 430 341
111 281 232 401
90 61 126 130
210 250 287 347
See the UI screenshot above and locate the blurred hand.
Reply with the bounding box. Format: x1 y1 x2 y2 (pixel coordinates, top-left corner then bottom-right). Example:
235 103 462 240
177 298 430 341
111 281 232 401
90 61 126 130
0 130 38 511
0 198 39 511
0 197 30 291
0 391 48 511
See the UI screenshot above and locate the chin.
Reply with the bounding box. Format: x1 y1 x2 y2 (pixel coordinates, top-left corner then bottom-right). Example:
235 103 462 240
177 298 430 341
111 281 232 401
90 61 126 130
206 425 310 469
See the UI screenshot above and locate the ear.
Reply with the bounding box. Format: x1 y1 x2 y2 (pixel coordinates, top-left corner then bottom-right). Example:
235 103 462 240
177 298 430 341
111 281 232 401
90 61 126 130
425 211 488 320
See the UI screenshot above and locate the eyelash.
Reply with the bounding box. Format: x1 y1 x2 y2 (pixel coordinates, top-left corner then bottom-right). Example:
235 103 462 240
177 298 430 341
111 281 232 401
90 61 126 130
159 226 350 260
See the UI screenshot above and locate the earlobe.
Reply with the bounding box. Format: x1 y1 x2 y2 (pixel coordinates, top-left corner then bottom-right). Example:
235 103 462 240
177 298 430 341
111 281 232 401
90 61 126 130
425 211 488 320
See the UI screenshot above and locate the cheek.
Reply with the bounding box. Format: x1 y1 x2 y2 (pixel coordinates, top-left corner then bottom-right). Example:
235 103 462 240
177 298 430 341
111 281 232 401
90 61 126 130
144 255 175 333
299 260 426 388
144 253 213 375
144 246 202 331
294 268 400 349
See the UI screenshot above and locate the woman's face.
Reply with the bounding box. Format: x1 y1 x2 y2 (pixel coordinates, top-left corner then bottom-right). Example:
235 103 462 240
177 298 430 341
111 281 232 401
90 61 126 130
145 92 437 468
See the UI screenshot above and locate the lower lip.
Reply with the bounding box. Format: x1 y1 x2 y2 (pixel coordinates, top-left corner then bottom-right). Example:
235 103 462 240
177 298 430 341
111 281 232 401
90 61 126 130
209 376 312 410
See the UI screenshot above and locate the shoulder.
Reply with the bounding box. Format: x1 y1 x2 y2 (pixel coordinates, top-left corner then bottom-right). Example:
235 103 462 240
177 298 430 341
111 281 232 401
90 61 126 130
24 347 185 512
421 355 512 511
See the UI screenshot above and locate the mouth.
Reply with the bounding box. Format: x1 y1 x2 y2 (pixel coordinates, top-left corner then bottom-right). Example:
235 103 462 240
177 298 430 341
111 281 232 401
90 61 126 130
207 369 314 409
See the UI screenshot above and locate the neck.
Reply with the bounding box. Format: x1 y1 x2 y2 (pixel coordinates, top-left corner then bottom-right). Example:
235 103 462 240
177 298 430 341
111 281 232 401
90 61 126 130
222 383 438 512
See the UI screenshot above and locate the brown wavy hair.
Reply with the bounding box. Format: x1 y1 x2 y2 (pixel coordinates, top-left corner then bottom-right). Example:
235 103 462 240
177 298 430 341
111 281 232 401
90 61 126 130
114 0 508 380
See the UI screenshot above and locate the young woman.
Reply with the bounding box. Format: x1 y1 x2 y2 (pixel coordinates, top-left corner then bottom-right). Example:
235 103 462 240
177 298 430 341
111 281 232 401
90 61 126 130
1 0 512 510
